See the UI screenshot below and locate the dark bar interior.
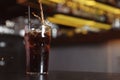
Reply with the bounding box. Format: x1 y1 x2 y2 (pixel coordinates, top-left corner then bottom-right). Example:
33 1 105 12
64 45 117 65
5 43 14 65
0 0 120 80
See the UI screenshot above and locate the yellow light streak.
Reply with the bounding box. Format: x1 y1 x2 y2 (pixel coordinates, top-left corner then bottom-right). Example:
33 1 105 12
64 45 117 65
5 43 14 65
49 0 64 4
95 2 120 14
45 0 120 14
48 14 111 30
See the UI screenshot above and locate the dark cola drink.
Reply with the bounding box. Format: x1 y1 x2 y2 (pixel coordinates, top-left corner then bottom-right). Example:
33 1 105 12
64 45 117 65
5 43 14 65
25 29 51 75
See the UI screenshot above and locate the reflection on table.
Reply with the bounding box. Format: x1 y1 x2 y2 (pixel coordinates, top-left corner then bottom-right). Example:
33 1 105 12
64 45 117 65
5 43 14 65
1 71 120 80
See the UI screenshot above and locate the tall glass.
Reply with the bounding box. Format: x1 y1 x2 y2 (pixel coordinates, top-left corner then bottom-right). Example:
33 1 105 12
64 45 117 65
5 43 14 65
24 20 51 75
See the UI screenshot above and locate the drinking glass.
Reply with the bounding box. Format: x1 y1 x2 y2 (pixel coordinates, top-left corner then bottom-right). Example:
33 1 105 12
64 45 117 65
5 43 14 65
24 18 51 75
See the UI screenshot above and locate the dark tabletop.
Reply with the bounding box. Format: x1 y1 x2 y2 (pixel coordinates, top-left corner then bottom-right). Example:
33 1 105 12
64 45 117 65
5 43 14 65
1 71 120 80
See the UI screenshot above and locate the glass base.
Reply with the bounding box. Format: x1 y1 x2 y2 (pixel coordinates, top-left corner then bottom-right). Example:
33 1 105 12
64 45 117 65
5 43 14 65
26 72 48 75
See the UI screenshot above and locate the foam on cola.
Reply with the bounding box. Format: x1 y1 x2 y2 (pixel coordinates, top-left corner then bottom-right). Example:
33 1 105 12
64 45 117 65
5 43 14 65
25 29 51 75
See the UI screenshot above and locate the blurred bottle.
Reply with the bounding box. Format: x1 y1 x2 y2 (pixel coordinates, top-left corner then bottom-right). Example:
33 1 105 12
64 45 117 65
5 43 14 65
112 17 120 29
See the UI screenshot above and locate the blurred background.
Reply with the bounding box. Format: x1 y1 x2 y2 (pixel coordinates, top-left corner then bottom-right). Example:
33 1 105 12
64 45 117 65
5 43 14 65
0 0 120 73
